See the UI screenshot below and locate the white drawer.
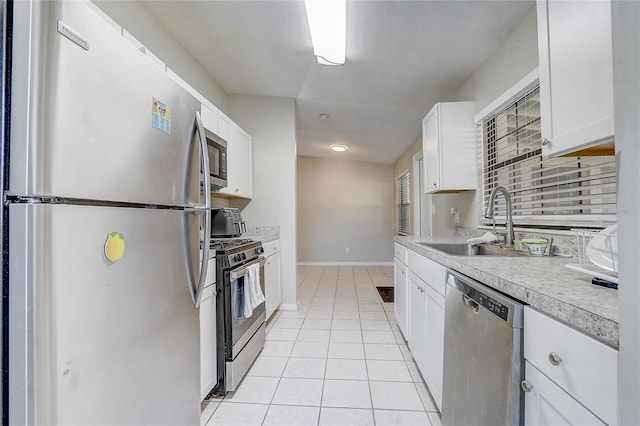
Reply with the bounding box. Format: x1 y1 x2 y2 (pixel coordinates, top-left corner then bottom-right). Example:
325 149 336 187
524 307 618 425
407 250 446 296
394 243 408 264
524 361 605 426
201 283 215 300
262 239 280 257
204 257 216 287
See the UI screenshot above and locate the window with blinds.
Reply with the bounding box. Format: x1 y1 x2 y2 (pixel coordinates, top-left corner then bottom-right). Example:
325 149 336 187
481 85 617 225
396 172 411 235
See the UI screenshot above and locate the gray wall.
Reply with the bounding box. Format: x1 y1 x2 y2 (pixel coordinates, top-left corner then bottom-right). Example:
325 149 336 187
297 156 394 264
228 95 298 308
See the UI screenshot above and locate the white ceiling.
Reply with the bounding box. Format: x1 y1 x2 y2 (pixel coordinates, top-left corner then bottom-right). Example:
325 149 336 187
141 0 533 165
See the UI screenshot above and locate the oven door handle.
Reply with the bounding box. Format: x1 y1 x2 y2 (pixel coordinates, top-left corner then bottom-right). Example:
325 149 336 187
230 257 266 281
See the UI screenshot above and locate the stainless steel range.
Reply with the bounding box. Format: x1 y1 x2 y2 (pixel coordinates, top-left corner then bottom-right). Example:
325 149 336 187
211 236 266 395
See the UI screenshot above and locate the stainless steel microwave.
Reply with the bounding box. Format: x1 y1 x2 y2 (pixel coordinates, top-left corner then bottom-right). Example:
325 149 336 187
204 128 228 190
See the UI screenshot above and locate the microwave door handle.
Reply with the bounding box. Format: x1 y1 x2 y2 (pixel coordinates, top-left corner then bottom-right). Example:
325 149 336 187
230 257 266 281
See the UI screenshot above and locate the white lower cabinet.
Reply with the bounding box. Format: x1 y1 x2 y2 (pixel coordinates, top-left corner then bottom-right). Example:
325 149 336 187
265 252 281 319
423 284 444 409
406 250 446 411
199 285 216 400
408 272 428 373
264 239 281 319
524 361 604 425
394 257 408 338
523 307 618 425
407 267 445 411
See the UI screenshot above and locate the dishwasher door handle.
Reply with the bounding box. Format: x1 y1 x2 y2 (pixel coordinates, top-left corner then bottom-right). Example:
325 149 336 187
462 294 480 314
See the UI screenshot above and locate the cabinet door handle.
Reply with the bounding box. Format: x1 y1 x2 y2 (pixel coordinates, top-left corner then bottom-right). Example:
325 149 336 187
548 352 562 366
432 182 437 187
541 138 550 146
521 380 534 393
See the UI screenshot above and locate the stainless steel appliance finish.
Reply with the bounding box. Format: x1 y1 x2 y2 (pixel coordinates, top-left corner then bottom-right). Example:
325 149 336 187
7 2 211 423
417 242 528 257
10 2 202 208
211 208 247 237
484 186 515 247
212 238 266 395
442 270 524 426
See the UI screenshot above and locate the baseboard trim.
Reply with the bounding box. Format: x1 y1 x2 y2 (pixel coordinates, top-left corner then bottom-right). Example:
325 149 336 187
278 304 298 311
297 262 393 266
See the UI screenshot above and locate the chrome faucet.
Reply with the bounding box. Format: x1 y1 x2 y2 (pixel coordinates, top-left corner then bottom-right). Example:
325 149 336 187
484 186 515 247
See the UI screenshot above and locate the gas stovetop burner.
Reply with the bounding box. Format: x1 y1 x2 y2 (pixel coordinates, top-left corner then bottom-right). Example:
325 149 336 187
210 238 255 251
210 238 264 272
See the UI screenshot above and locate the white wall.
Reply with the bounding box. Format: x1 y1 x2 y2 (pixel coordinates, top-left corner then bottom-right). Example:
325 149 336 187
297 156 394 264
92 0 228 111
228 95 298 308
612 2 640 423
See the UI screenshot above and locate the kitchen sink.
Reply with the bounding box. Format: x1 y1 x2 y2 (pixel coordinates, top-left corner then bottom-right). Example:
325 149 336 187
417 242 527 257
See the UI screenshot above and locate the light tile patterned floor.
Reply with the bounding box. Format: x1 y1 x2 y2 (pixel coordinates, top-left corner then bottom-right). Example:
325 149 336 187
202 265 442 426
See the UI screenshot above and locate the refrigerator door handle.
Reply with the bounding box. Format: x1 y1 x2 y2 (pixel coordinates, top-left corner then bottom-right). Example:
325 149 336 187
187 112 212 308
188 208 210 308
194 111 212 210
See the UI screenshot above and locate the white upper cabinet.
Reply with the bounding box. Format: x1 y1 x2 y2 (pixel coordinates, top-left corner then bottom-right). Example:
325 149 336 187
217 111 233 143
200 103 219 135
422 102 476 194
219 113 253 199
537 0 615 157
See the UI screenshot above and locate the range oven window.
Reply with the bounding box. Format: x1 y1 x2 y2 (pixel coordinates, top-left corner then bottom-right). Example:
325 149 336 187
230 273 266 349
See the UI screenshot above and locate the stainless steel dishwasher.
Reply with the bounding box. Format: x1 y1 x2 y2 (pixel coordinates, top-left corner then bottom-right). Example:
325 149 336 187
442 270 524 426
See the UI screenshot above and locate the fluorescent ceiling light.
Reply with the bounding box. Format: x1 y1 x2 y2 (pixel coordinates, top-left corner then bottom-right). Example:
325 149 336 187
330 144 348 152
304 0 346 66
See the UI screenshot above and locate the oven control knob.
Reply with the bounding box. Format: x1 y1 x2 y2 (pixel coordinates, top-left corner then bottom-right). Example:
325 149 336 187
241 253 246 261
233 254 242 262
256 247 264 255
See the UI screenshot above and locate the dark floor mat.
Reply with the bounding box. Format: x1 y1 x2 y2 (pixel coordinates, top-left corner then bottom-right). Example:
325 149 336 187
376 286 394 303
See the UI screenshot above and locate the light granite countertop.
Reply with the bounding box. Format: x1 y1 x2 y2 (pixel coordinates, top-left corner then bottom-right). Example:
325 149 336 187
243 226 280 243
395 236 619 348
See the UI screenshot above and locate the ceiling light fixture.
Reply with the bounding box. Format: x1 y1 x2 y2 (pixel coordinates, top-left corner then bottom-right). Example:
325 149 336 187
304 0 346 66
330 144 348 152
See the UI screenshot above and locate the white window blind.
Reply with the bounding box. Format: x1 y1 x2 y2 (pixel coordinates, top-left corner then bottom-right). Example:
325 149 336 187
396 172 411 235
481 85 616 225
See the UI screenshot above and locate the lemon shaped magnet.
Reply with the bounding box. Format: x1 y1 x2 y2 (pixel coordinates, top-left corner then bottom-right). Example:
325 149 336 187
105 232 125 263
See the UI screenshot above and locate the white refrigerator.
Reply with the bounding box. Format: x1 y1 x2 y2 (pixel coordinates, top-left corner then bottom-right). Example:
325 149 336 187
6 1 212 424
